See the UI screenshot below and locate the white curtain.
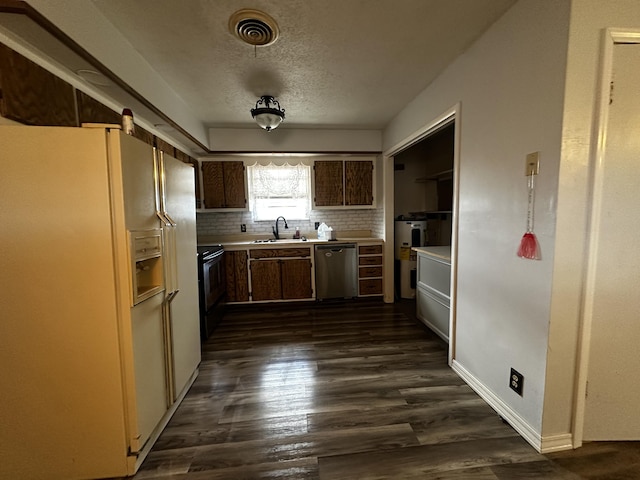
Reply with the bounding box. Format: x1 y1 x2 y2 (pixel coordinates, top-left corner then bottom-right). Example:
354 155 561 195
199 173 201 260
247 162 311 221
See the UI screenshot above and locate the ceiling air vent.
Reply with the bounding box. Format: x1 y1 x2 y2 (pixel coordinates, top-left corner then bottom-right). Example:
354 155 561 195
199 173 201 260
229 9 279 47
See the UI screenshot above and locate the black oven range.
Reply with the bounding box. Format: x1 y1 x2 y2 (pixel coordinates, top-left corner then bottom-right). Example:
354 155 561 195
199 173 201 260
197 245 226 340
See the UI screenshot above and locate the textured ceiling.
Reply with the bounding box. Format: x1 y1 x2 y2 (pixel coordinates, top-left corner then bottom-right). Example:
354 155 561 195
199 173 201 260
90 0 516 130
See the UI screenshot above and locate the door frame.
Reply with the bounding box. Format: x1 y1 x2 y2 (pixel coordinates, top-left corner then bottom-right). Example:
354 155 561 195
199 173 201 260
572 28 640 447
382 102 461 365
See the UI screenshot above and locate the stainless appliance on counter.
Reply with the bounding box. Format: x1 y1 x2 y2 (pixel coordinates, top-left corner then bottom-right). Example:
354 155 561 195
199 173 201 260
197 245 226 340
315 243 358 300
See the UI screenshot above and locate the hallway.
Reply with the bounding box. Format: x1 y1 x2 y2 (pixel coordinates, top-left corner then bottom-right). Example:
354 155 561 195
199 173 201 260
132 301 640 479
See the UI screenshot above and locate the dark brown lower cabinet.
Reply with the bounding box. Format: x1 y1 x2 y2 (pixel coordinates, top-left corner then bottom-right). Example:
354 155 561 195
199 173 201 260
358 244 384 296
225 251 249 302
281 259 312 299
250 258 312 301
250 259 282 301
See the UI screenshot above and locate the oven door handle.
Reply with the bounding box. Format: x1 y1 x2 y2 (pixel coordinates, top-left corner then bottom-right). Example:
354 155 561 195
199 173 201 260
202 249 224 262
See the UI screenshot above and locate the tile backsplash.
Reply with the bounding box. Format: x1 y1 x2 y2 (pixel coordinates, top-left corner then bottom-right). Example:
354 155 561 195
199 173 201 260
197 208 384 239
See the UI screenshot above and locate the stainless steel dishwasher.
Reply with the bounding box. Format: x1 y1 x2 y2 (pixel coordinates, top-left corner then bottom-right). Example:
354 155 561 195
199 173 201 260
315 243 358 299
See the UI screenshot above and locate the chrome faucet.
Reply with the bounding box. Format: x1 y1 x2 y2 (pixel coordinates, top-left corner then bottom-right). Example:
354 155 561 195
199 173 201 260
273 216 288 240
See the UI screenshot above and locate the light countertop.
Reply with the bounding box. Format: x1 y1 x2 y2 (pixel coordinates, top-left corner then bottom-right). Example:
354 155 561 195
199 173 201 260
412 246 451 263
199 234 383 251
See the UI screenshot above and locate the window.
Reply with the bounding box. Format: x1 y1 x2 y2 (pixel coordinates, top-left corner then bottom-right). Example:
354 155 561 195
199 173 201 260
247 162 312 221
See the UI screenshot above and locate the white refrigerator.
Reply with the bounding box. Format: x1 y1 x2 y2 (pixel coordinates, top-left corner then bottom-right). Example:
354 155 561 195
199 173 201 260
0 125 201 479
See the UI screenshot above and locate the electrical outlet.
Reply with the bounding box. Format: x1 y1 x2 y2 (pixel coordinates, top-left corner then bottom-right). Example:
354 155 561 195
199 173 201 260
241 224 246 232
510 368 524 396
314 222 320 230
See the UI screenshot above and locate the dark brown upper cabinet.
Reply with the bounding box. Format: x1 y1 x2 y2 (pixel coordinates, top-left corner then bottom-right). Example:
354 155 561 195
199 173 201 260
201 160 246 209
314 159 374 208
0 43 76 126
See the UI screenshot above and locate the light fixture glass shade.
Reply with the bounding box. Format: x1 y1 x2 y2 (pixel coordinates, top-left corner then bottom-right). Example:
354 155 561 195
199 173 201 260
253 112 283 131
251 95 285 131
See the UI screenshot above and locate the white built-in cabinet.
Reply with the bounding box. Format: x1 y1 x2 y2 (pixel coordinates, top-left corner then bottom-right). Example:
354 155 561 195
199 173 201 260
414 247 451 343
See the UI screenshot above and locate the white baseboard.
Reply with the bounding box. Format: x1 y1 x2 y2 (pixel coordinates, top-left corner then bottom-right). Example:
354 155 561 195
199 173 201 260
451 360 573 454
540 433 574 453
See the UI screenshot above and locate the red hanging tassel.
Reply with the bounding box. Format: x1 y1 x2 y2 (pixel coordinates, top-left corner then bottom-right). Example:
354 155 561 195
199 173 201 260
517 232 539 259
517 173 540 260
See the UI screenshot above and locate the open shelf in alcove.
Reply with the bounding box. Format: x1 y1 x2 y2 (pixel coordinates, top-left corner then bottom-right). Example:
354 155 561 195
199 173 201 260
415 169 453 183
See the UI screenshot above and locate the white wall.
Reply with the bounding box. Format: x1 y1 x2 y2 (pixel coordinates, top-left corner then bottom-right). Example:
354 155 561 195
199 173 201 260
209 128 382 152
384 0 571 443
544 0 640 441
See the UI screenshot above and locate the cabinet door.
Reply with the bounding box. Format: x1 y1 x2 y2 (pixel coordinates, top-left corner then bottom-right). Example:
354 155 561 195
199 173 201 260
314 160 344 206
281 259 312 299
201 161 225 208
222 162 246 208
225 251 249 302
250 259 282 301
345 161 373 206
76 90 121 125
0 44 76 126
201 161 246 208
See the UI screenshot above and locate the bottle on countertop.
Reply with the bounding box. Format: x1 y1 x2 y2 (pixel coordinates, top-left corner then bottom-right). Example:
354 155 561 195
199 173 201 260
294 227 300 239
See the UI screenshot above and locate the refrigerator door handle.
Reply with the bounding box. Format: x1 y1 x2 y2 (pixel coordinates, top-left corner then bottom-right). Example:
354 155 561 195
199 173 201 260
163 224 179 295
161 283 180 406
164 213 177 227
155 149 180 295
154 149 176 227
165 289 179 303
153 148 167 224
158 151 177 226
161 296 176 406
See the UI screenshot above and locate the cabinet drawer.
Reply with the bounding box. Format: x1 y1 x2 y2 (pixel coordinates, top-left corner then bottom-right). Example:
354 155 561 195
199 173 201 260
359 278 383 295
416 287 450 342
359 245 382 255
417 255 451 296
359 255 382 266
359 266 382 278
250 248 311 259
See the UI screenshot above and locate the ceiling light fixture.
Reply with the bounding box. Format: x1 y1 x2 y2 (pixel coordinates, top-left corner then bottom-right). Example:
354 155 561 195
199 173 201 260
250 95 285 132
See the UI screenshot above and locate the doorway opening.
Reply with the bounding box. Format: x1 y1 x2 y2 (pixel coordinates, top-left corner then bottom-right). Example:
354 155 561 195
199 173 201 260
393 122 454 301
382 104 460 365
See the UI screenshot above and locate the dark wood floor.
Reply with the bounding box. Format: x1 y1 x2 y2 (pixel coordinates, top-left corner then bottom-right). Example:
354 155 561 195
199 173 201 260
132 300 640 479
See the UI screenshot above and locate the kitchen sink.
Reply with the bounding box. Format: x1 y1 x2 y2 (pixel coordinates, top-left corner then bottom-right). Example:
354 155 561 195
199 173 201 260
251 238 308 243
